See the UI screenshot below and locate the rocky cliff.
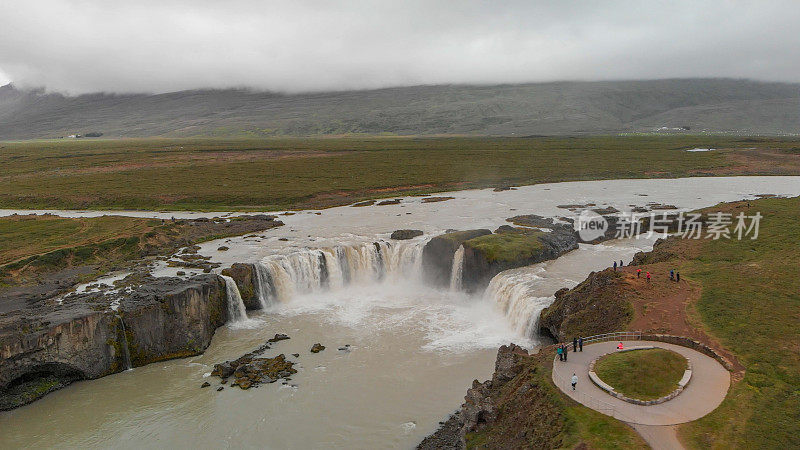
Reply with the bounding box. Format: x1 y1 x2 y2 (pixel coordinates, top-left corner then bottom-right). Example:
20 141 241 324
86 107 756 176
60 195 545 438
419 344 575 449
538 269 633 342
221 263 262 310
0 274 228 410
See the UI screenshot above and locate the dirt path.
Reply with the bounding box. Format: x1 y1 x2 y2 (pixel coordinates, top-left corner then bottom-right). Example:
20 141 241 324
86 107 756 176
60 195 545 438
616 264 744 374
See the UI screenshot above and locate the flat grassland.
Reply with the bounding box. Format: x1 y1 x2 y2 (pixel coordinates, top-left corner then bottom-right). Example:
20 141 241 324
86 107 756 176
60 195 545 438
594 348 687 400
2 136 799 211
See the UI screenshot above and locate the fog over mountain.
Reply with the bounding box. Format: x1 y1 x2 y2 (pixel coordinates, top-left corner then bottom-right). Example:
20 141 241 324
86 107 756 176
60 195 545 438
1 79 798 139
1 2 799 138
1 1 800 95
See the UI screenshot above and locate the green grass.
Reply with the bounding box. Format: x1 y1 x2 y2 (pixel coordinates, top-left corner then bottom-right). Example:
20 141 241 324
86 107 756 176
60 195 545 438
464 229 544 263
0 214 157 266
594 348 687 400
678 197 800 448
2 135 798 211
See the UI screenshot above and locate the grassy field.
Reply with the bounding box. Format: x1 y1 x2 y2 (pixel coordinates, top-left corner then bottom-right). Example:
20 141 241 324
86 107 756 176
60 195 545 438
0 214 157 266
676 197 800 448
594 348 687 400
2 136 799 211
0 214 281 289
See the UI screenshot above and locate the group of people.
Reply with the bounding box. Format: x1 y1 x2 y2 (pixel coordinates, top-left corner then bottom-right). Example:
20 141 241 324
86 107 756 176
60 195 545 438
670 269 681 282
556 336 584 361
633 266 680 283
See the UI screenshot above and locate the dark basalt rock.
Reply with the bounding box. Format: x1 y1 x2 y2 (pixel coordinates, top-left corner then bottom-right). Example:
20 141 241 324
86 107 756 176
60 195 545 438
538 269 633 341
351 200 375 207
310 343 326 353
390 229 423 240
421 196 454 203
460 227 579 293
211 342 297 390
0 274 229 410
220 263 262 310
377 199 402 206
421 229 492 288
268 333 290 343
201 382 210 388
227 354 296 390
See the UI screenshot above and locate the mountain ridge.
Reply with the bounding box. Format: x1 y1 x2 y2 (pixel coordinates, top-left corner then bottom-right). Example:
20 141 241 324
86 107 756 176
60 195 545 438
0 79 798 139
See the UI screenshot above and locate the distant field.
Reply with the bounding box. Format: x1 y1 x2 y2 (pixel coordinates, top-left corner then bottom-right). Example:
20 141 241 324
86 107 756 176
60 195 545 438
1 136 799 211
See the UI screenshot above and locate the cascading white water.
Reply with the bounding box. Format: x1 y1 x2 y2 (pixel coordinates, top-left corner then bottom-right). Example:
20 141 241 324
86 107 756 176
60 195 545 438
254 240 425 303
483 270 553 338
221 275 248 322
449 245 465 291
253 262 273 309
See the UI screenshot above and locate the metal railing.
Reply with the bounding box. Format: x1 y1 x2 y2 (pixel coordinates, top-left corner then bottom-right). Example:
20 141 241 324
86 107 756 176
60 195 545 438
579 330 643 346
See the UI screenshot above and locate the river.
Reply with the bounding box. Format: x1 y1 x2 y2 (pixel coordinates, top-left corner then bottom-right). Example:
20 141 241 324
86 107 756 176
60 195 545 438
1 176 799 449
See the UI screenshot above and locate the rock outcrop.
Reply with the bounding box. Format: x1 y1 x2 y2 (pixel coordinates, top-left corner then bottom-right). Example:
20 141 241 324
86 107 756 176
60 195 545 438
538 269 633 341
390 229 423 240
421 229 491 288
459 226 578 293
419 344 573 449
0 274 229 410
221 263 261 310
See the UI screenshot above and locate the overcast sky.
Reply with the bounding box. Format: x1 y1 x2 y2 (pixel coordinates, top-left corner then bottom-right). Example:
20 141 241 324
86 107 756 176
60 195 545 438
1 1 799 95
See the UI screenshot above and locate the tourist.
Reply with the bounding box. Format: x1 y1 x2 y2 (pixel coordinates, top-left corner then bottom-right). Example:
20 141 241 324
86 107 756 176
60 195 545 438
646 271 651 282
676 271 680 282
573 337 578 352
620 259 623 267
563 344 568 361
637 268 641 278
613 261 617 271
571 373 578 391
617 342 624 350
579 337 583 351
670 269 674 281
557 345 563 361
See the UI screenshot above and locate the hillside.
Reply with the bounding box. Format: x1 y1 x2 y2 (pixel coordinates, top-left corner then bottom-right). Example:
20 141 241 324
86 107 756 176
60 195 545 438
0 79 798 139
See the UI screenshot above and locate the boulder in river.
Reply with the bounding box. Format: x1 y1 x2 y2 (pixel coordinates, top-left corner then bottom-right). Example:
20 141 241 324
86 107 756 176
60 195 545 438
310 343 326 353
390 229 423 240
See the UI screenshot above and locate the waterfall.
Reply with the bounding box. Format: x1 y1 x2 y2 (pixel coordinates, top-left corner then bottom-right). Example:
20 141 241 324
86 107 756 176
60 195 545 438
253 240 425 303
254 262 276 309
116 315 133 371
449 245 465 291
484 270 553 338
221 275 248 322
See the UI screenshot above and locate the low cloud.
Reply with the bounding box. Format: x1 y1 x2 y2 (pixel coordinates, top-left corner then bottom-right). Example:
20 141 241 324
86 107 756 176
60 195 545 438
1 0 799 95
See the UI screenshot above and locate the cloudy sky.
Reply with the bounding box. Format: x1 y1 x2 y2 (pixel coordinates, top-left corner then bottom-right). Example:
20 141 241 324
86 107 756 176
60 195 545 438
1 0 799 95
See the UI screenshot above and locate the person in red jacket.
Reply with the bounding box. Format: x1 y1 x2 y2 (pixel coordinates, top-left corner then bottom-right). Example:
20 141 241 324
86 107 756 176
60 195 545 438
646 271 651 282
637 268 641 278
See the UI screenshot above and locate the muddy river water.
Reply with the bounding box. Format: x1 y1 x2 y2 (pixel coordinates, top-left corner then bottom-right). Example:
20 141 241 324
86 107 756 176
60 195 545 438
1 177 799 449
